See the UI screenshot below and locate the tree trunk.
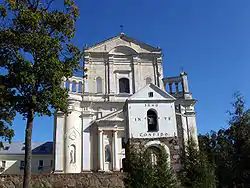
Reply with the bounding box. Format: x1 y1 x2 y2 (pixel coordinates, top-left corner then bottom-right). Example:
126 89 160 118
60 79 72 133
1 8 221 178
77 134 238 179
23 109 34 188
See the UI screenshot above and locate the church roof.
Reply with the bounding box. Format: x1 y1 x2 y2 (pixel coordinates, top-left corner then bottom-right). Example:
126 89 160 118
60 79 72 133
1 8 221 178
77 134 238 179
96 109 124 122
0 142 53 155
85 33 161 53
127 83 176 102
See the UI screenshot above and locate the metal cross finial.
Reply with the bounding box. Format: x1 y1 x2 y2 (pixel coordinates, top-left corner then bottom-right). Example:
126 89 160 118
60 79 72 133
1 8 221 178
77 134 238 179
120 25 124 33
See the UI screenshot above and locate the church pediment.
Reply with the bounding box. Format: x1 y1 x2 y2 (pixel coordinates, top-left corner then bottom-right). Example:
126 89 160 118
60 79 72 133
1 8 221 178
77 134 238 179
127 83 175 102
85 33 161 54
96 109 124 122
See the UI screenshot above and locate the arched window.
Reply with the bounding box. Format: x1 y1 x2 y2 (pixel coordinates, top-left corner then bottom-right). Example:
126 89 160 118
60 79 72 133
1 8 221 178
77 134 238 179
119 78 130 94
146 77 152 85
105 145 111 162
147 109 158 132
78 82 83 93
72 81 77 92
65 80 69 89
96 77 102 93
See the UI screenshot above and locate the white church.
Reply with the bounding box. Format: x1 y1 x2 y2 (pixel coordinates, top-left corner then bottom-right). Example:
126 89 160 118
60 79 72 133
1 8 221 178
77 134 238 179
0 33 198 174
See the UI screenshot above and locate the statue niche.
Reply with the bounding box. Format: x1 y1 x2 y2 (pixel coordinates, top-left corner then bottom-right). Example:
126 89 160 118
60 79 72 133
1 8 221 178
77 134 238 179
70 144 76 164
105 145 111 162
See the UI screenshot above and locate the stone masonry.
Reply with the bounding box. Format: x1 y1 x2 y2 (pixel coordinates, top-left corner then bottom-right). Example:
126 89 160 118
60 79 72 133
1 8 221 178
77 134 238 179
0 173 125 188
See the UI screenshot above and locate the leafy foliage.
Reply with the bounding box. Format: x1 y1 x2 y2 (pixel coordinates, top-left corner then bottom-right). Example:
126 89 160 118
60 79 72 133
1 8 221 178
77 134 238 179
198 92 250 187
0 83 15 146
0 0 82 187
179 138 217 188
124 141 178 188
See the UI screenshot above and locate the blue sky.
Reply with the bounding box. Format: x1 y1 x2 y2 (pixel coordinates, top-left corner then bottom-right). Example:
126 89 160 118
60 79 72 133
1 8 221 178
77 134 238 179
11 0 250 142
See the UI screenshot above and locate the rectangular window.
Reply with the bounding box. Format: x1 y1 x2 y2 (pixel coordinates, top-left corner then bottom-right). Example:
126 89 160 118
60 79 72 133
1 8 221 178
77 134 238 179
20 161 25 169
122 137 126 149
148 92 153 97
38 160 43 167
97 112 102 119
2 161 6 168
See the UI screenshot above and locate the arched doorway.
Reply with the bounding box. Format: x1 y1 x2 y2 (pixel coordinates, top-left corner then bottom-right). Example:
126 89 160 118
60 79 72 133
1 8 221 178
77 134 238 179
145 141 171 165
145 146 160 167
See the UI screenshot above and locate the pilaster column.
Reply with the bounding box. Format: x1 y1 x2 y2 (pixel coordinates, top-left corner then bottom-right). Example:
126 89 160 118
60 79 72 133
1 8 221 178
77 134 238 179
108 55 115 94
84 78 88 93
180 72 189 93
98 130 104 171
169 83 173 94
68 80 72 92
64 107 82 173
175 82 179 93
132 56 137 93
113 130 118 171
75 82 79 93
54 112 65 173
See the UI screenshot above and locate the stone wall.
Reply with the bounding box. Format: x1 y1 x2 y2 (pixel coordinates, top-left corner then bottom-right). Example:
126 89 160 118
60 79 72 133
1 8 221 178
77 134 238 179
0 173 125 188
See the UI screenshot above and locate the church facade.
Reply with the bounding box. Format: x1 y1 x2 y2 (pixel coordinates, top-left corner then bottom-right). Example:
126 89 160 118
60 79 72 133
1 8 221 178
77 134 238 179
53 33 198 173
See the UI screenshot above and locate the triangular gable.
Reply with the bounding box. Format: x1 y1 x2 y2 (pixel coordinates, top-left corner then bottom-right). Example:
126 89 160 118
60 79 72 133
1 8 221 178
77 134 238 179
127 83 175 101
85 33 161 53
96 109 124 122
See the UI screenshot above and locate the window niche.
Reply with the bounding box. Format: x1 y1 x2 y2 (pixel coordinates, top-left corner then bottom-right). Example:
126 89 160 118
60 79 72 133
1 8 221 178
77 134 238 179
119 78 130 94
70 144 76 164
146 77 152 85
96 77 103 93
72 81 77 92
78 82 83 93
105 145 111 162
147 109 158 132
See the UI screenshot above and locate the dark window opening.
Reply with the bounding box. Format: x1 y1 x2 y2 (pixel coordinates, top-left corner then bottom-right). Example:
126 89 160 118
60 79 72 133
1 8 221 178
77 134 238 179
122 137 126 149
147 109 158 132
20 161 25 169
148 92 153 97
119 78 130 94
72 81 77 92
39 160 43 167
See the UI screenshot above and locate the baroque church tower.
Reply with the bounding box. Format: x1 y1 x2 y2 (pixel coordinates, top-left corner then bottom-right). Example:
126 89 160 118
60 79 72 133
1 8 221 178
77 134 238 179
53 33 198 173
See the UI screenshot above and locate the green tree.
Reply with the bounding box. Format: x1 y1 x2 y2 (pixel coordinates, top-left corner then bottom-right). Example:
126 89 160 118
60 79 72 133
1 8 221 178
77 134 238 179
0 1 82 187
0 84 15 146
179 139 216 188
226 92 250 187
216 93 250 187
198 93 250 187
124 141 178 188
152 145 178 188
